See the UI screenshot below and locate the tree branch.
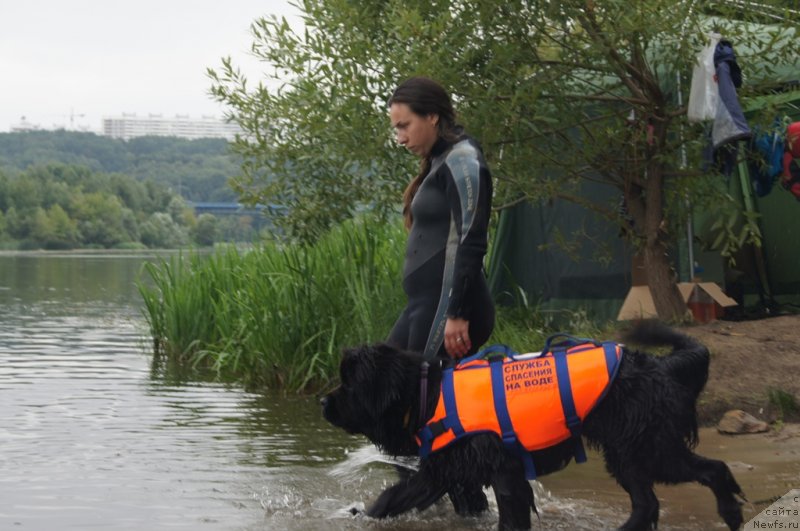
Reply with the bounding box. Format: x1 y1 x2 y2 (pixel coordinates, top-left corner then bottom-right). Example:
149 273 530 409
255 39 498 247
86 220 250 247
576 8 649 103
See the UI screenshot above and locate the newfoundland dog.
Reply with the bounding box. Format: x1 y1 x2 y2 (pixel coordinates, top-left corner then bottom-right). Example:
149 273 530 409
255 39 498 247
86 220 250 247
321 321 745 530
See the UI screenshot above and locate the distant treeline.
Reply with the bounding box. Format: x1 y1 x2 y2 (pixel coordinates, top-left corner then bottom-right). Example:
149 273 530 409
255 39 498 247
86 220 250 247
0 130 242 202
0 163 259 250
0 131 261 249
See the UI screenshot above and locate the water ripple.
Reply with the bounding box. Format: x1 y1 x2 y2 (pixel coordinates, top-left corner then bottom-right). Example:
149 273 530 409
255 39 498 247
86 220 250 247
0 301 295 530
0 256 722 531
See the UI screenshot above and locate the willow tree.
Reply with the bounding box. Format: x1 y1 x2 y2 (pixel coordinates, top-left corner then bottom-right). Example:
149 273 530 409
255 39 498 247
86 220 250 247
209 0 799 321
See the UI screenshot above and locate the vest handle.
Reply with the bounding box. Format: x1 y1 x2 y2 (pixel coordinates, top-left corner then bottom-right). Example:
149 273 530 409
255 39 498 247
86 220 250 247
462 344 518 364
543 333 600 354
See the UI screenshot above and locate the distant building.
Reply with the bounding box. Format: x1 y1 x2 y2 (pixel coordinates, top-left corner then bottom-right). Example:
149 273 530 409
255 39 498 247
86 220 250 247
10 116 42 132
102 113 241 141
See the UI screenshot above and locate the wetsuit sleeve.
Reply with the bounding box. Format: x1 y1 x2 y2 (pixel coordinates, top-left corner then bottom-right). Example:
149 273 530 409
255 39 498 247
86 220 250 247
441 144 492 319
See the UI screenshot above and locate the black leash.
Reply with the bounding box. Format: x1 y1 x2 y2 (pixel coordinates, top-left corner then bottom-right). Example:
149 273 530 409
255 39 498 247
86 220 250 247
418 361 430 427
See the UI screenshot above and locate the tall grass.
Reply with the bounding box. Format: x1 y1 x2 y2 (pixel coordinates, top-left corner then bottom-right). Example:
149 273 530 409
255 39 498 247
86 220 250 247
139 218 406 391
487 287 609 354
140 218 615 392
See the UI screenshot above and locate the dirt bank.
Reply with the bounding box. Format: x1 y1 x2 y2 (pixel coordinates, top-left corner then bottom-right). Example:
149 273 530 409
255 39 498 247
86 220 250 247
676 314 800 426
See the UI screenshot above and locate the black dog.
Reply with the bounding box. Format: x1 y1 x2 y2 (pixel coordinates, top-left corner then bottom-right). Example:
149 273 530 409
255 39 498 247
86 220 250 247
322 321 745 530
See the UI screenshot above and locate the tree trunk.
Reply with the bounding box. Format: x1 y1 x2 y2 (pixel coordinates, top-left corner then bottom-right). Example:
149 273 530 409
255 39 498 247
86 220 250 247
643 240 688 321
642 156 689 322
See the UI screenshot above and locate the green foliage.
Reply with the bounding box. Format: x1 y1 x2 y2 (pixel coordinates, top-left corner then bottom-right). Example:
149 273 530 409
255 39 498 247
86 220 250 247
4 206 26 239
216 215 259 243
211 0 799 318
211 0 796 239
192 214 220 246
139 213 190 249
0 163 196 249
31 204 80 249
139 219 620 391
72 193 129 247
138 217 406 391
768 387 798 421
0 130 242 202
0 131 266 248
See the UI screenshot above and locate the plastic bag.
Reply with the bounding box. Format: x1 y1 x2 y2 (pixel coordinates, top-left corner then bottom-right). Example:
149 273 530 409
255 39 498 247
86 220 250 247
687 33 721 123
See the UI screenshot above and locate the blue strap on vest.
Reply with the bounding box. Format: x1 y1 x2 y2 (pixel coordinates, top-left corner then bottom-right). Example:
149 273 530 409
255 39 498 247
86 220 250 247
418 367 464 458
489 357 537 480
461 344 517 364
552 346 588 464
602 342 619 379
417 427 433 457
543 333 599 352
442 368 464 437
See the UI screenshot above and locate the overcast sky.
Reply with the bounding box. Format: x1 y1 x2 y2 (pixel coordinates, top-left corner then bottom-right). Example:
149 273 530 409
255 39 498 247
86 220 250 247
0 1 301 132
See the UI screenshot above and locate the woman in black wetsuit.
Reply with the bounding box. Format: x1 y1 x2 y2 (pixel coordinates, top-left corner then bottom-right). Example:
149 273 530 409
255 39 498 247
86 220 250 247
387 77 494 360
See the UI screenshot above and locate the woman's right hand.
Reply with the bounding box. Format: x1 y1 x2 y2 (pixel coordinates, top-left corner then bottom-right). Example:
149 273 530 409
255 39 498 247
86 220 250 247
444 317 471 359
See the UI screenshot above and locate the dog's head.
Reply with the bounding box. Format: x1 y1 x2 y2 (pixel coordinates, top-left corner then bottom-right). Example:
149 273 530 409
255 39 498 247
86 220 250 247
321 343 423 455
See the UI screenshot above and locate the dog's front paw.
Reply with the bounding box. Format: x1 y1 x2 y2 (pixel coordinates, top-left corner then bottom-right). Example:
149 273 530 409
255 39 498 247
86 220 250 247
349 506 363 516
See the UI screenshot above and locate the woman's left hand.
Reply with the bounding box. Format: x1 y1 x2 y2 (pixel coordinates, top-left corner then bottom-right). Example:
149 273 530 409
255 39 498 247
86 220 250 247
444 318 471 359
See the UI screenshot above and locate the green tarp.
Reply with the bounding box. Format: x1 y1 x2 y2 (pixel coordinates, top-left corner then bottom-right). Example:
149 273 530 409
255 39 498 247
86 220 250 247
488 91 800 322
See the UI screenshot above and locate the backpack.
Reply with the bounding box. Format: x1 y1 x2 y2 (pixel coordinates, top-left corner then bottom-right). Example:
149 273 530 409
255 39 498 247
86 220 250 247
749 127 784 197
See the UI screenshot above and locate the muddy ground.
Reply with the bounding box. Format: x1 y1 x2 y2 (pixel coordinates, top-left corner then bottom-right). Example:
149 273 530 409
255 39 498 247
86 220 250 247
673 314 800 426
561 315 800 526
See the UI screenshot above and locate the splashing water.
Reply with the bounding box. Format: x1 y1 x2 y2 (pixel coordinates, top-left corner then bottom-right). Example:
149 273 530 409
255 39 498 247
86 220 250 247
329 443 419 483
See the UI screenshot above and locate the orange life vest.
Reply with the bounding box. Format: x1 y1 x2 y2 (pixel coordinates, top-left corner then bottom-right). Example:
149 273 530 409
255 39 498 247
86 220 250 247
416 339 622 479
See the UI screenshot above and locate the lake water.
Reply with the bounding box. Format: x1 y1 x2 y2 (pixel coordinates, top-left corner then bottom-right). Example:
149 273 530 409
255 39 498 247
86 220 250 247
0 252 793 530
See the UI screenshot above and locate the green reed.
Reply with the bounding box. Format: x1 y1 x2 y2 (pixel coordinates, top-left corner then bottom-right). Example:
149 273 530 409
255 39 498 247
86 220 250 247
139 218 406 391
139 218 614 393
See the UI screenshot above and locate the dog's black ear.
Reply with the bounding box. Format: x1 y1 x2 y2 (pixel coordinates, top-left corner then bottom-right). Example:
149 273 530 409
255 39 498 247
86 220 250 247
339 345 376 381
341 343 404 368
376 342 411 358
339 346 360 375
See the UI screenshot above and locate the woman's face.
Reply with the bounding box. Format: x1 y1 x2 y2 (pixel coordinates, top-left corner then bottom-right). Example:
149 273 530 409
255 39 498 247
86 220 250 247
389 103 439 157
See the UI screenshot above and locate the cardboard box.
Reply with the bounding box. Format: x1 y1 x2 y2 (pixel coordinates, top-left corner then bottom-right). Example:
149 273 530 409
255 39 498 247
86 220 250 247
679 282 738 323
617 282 737 322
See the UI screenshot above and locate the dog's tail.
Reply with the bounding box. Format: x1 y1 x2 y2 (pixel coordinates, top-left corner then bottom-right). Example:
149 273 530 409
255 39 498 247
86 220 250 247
622 319 710 398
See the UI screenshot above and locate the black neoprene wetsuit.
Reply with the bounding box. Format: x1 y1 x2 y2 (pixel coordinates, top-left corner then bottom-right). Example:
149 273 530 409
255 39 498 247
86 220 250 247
387 135 494 359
